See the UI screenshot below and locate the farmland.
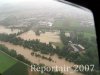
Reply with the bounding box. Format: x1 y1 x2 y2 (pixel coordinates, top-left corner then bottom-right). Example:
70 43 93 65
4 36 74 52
0 51 17 73
2 62 28 75
0 50 28 75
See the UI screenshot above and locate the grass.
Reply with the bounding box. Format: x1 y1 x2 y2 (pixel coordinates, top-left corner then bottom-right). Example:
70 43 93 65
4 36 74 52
83 32 95 39
0 51 28 75
0 51 17 73
2 62 28 75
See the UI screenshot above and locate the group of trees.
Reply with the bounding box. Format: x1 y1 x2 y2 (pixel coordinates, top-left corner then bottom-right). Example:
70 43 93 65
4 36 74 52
31 52 54 62
59 30 70 46
60 30 100 75
35 30 40 36
0 33 55 54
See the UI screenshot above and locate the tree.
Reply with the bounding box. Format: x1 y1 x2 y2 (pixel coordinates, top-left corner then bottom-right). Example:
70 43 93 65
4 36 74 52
35 30 40 36
10 50 17 57
60 30 69 46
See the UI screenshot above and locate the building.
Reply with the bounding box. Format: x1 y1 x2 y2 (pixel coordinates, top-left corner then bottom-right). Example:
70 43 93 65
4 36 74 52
76 44 85 51
68 41 85 52
65 32 70 37
69 44 79 52
39 21 53 27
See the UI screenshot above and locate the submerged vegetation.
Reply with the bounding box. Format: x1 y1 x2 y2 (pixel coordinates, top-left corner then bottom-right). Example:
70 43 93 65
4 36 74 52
0 44 63 75
0 30 99 75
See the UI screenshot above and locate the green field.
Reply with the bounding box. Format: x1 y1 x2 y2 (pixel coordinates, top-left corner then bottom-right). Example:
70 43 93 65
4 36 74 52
2 62 28 75
0 51 29 75
84 32 95 39
0 51 17 73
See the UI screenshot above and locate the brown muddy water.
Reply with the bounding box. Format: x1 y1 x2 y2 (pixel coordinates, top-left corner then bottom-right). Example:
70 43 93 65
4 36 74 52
0 26 20 34
0 41 83 75
17 30 61 44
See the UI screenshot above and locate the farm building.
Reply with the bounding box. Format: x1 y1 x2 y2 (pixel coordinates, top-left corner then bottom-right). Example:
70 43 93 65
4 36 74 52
76 44 85 51
68 41 85 52
39 21 53 27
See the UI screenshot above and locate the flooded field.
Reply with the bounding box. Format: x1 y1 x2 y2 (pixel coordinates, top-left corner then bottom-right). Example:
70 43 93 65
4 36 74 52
18 30 61 44
0 26 20 34
0 41 83 75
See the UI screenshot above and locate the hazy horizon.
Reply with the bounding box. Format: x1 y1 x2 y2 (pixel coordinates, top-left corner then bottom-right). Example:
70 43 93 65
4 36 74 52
0 0 94 26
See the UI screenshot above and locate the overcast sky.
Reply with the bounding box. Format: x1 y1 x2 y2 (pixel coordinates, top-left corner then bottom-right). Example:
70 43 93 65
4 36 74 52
0 0 92 12
0 0 54 4
0 0 93 19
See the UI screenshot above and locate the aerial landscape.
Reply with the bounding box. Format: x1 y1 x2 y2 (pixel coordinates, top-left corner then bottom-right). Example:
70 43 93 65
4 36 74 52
0 0 99 75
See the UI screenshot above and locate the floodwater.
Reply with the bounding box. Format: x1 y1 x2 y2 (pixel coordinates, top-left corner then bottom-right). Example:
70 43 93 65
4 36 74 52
0 26 20 34
0 41 83 75
18 30 61 44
